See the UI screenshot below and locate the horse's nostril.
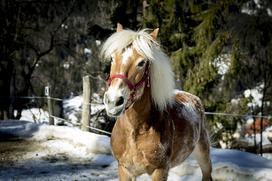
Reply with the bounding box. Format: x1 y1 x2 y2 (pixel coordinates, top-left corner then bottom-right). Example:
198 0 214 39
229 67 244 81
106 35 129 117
115 97 124 107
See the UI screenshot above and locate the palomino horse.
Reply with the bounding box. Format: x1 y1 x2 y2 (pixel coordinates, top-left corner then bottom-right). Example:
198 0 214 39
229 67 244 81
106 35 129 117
101 23 212 181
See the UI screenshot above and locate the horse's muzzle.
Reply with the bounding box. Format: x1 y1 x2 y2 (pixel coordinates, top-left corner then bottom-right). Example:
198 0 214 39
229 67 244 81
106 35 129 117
104 91 125 117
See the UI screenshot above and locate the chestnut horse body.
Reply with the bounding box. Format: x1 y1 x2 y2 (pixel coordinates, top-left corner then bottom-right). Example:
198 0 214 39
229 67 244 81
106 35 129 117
101 24 212 181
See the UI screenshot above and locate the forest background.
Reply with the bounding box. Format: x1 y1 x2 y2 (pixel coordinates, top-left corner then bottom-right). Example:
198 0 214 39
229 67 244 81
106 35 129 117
0 0 271 150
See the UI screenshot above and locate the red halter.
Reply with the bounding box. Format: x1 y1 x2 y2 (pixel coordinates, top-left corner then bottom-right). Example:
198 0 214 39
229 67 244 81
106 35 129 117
107 62 150 92
107 62 150 109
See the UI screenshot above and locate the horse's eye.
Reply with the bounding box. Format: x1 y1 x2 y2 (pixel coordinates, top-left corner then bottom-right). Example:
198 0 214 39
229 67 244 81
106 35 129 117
137 60 146 68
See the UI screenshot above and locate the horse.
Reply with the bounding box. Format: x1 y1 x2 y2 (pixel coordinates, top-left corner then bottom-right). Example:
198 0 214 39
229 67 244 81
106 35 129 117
101 23 212 181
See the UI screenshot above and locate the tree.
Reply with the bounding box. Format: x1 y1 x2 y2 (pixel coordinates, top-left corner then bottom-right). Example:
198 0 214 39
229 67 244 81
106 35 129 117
142 0 272 149
0 0 78 119
228 1 272 154
0 0 114 119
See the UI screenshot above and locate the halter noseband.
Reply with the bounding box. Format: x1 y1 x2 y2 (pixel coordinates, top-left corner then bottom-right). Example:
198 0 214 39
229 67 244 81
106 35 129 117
107 62 150 108
107 61 150 91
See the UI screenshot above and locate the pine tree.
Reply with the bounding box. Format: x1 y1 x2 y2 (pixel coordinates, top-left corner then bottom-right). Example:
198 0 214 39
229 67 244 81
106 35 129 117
142 0 272 148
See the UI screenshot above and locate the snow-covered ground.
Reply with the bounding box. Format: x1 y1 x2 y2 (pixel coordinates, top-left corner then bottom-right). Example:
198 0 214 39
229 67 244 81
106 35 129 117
1 95 270 180
1 120 272 181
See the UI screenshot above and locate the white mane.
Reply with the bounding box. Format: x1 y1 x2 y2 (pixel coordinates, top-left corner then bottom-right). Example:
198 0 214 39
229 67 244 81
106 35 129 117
101 29 175 111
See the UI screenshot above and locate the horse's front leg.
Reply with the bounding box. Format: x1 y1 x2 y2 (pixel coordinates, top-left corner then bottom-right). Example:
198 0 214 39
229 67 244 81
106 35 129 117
151 168 169 181
118 164 136 181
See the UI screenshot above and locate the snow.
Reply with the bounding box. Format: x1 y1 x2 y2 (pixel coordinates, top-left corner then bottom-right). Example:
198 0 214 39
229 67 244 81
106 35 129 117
96 40 101 46
84 48 92 56
244 84 264 108
61 24 68 29
1 120 272 180
2 95 272 180
62 95 105 125
244 126 272 146
213 54 231 76
20 108 50 124
267 8 272 16
0 120 115 180
241 1 272 16
63 95 83 112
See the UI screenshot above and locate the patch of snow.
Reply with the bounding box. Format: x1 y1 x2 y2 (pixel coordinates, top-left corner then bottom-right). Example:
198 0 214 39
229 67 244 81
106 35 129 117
20 108 50 124
245 126 272 146
241 7 257 15
137 148 272 180
213 54 231 79
242 1 272 16
267 8 272 16
63 95 83 112
0 120 111 155
63 95 83 124
61 24 68 29
234 118 272 151
254 0 261 9
84 48 92 56
33 125 111 155
244 84 263 108
241 1 267 15
96 40 101 46
63 62 70 69
231 98 240 105
63 95 105 124
246 117 254 125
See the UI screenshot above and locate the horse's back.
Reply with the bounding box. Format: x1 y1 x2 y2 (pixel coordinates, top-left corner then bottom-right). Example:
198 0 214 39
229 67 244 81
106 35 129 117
168 90 205 166
173 89 205 124
172 89 205 140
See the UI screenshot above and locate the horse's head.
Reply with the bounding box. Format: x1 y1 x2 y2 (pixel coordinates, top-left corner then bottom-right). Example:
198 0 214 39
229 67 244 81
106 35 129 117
102 24 159 117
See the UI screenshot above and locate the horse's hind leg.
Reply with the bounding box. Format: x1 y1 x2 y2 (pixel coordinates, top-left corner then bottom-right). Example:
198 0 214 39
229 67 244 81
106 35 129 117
192 130 213 181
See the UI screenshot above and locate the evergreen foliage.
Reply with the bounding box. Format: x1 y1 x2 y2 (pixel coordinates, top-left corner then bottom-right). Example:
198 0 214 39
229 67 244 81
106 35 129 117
142 0 272 147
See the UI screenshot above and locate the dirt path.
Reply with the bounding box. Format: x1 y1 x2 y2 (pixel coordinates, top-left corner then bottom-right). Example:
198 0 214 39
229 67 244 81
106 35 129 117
0 138 117 181
0 140 37 167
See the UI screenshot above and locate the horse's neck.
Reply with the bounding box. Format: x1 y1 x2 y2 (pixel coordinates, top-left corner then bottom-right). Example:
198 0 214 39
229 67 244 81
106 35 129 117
123 88 154 130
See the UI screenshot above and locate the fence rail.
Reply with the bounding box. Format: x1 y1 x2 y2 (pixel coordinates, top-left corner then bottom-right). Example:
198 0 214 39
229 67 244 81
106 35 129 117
2 95 271 117
1 95 271 138
205 112 271 119
5 95 271 116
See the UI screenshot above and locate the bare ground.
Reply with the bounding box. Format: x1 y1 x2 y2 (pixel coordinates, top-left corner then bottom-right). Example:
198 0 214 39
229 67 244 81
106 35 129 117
0 138 117 181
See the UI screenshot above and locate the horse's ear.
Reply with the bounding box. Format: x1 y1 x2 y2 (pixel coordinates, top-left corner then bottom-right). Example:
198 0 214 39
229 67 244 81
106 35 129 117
150 28 159 40
116 23 123 32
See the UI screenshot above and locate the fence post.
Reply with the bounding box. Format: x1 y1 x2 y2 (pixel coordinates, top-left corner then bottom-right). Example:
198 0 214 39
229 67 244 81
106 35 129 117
81 76 91 131
45 85 54 125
